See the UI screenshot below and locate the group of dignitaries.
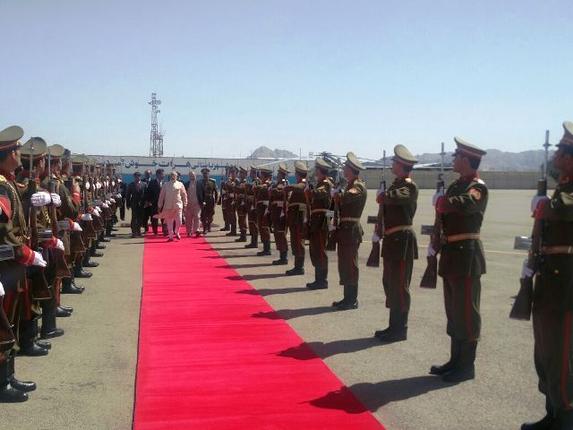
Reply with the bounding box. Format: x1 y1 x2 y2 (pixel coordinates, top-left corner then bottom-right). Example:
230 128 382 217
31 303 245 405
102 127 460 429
0 125 123 403
208 121 573 430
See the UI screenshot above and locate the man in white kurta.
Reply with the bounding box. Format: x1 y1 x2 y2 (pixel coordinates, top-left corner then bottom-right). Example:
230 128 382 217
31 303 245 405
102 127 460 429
156 171 188 241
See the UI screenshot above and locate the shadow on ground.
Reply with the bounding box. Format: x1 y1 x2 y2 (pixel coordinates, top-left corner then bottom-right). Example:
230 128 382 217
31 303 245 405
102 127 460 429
237 287 309 296
252 306 333 320
278 337 381 360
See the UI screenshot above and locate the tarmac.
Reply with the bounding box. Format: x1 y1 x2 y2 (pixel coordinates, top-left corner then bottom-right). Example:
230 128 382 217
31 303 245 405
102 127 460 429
0 189 544 430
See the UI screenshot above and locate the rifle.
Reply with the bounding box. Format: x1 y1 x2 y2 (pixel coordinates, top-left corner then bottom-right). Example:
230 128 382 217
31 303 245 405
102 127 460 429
366 150 386 267
510 130 550 320
321 153 345 251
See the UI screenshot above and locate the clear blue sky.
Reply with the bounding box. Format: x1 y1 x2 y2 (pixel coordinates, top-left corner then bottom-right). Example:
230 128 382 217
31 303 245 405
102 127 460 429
1 0 572 159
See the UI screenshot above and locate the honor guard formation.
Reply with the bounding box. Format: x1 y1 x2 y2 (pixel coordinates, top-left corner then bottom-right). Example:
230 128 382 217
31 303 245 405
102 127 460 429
2 122 573 430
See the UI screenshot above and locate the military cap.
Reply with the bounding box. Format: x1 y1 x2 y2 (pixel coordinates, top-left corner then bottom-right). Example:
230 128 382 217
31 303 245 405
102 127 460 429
0 125 24 151
277 162 289 174
133 171 142 177
393 144 418 166
228 165 237 173
345 152 364 171
250 164 258 171
71 154 90 164
239 165 248 173
453 137 486 159
294 160 308 175
315 157 332 172
47 144 66 159
558 121 573 148
258 166 272 174
21 137 48 158
201 167 210 173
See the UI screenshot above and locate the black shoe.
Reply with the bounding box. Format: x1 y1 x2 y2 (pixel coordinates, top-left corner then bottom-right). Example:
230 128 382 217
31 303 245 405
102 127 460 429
442 364 475 383
56 307 72 318
272 258 288 265
18 343 49 357
74 269 92 278
430 340 460 375
36 340 51 350
220 226 230 231
9 378 36 393
59 305 74 313
285 267 304 276
235 235 247 242
0 384 28 403
244 242 258 249
41 328 65 340
306 281 328 290
332 300 358 311
195 232 201 238
83 260 99 268
96 244 107 250
62 283 84 295
100 237 111 243
91 251 104 258
256 250 271 256
226 231 237 237
521 415 554 430
375 329 407 343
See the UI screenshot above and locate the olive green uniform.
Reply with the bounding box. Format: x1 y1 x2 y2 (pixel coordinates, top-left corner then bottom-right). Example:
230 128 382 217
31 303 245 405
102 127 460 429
235 178 248 239
255 177 272 254
381 177 419 329
309 178 332 284
270 178 288 253
286 181 307 270
336 178 367 301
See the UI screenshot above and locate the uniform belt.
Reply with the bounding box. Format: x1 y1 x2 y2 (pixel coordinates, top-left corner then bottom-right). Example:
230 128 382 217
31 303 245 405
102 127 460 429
288 202 307 210
311 208 329 215
446 233 480 243
228 193 235 198
541 245 573 255
272 201 284 207
339 217 361 223
247 196 254 201
258 200 270 206
384 225 413 236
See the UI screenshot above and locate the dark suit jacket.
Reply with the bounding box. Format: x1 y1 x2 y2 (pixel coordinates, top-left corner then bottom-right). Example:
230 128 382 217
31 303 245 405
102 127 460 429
126 181 147 210
145 178 162 210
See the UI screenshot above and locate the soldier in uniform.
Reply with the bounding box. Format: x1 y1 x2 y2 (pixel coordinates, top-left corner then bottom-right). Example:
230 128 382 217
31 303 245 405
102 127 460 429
234 166 249 242
374 145 419 342
270 163 289 265
285 161 308 276
244 166 260 249
429 137 487 383
224 167 239 237
196 167 218 234
331 152 367 310
306 158 333 289
521 122 573 430
0 125 48 402
254 167 272 256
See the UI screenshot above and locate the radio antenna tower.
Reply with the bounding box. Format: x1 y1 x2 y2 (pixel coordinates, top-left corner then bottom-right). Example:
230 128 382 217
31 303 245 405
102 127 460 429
148 92 164 157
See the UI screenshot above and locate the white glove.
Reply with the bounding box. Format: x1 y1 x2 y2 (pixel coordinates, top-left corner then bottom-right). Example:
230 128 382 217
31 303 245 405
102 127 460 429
96 182 102 190
0 280 4 297
111 181 116 187
109 198 116 203
521 259 535 279
531 195 549 215
93 207 101 216
116 193 122 199
31 191 52 207
85 182 91 190
33 251 47 267
50 193 62 207
432 190 445 207
328 222 336 232
372 232 380 242
81 213 93 221
330 187 340 198
427 244 437 257
72 222 83 232
102 203 109 209
55 239 64 251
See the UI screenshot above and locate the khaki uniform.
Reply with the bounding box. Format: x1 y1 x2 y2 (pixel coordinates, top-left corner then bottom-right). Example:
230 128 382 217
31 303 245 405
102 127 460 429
308 178 332 284
246 178 260 246
255 178 271 244
236 179 248 238
270 179 288 253
287 181 307 270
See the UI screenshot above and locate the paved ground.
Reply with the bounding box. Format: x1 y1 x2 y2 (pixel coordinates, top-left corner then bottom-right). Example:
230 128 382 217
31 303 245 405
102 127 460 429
0 229 143 430
0 189 544 430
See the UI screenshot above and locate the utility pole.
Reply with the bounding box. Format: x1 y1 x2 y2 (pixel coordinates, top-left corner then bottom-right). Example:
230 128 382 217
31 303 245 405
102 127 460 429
148 92 164 157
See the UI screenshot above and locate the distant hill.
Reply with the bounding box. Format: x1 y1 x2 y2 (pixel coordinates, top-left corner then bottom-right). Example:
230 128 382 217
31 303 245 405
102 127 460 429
249 146 298 159
413 149 553 172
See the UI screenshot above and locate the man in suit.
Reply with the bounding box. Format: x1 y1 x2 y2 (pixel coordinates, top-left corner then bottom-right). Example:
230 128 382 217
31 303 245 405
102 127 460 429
145 169 164 235
126 172 147 238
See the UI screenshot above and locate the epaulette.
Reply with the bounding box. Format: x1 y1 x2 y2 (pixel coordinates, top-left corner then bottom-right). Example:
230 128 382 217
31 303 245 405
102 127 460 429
0 175 6 183
405 177 412 183
475 178 485 185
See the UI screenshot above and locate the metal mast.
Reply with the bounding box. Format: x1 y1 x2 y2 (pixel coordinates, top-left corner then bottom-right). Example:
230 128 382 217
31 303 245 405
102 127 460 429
148 92 163 157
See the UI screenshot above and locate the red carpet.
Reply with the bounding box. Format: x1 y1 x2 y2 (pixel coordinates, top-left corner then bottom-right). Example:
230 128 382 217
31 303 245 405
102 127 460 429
133 233 385 430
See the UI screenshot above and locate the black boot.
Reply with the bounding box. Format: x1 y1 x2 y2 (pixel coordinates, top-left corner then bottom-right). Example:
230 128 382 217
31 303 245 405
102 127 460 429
285 257 304 276
91 242 104 257
235 233 247 242
307 268 328 290
226 225 237 236
333 285 359 310
18 320 48 357
96 242 107 250
375 309 408 343
272 251 288 265
430 338 461 375
442 341 476 383
82 251 99 268
59 304 74 313
0 357 28 403
244 236 258 248
220 224 230 231
56 306 72 318
40 301 65 340
99 232 111 243
61 277 84 294
256 241 271 256
521 399 555 430
7 355 36 393
74 260 92 278
36 340 52 350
